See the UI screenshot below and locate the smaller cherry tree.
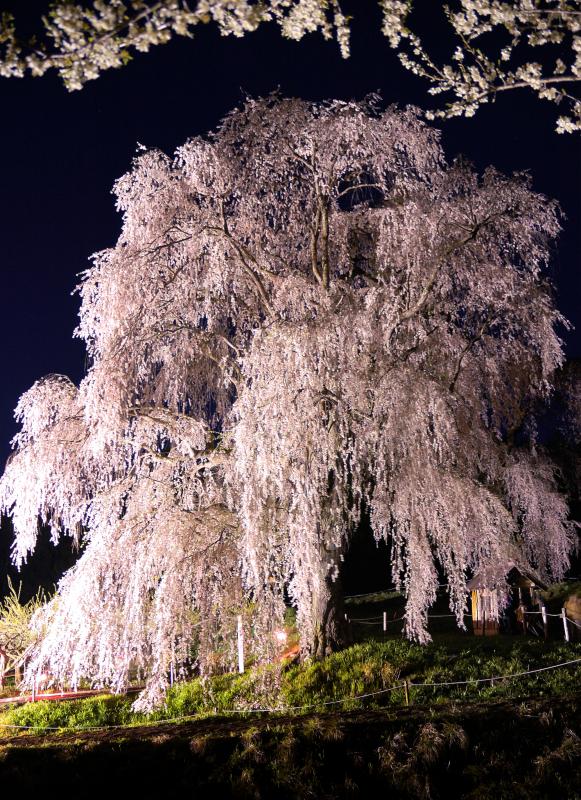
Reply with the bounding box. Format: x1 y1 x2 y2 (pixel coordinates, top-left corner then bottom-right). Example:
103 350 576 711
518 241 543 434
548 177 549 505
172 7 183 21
0 579 45 687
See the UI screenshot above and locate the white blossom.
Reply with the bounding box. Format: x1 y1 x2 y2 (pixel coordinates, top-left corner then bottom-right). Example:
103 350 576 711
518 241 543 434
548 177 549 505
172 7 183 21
0 97 574 705
1 2 578 131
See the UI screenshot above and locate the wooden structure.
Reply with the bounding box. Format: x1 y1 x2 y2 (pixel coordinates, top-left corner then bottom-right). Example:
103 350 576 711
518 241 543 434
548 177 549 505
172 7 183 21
468 564 546 636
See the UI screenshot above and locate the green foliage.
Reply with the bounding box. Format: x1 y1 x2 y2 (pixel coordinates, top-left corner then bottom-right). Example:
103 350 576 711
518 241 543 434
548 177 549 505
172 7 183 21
0 579 45 672
542 581 581 606
152 667 280 721
281 641 402 710
1 694 139 731
1 635 580 733
344 590 404 606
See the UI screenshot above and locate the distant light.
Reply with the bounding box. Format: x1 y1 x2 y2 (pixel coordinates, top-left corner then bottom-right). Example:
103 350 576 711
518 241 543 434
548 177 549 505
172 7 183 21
275 630 287 643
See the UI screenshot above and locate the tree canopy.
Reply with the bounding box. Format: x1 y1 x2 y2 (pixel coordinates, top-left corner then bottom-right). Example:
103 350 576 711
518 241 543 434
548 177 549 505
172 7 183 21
1 1 579 132
0 96 574 707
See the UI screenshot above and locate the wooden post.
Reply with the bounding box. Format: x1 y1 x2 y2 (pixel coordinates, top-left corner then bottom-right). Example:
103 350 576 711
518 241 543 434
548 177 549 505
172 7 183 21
383 611 387 633
169 661 174 687
562 607 570 643
31 676 36 703
237 614 245 674
522 606 528 636
541 605 548 640
403 680 410 706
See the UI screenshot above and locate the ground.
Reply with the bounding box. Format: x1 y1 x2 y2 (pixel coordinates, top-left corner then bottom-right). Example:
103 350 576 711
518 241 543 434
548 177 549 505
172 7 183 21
1 590 580 797
1 694 580 798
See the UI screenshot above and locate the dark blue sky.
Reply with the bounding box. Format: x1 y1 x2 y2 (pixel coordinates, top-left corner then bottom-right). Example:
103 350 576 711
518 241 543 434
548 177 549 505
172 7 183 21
0 2 579 592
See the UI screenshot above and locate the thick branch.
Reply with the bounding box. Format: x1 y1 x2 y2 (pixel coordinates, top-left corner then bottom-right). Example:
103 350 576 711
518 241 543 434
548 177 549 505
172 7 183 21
448 317 495 393
388 211 507 342
205 226 275 317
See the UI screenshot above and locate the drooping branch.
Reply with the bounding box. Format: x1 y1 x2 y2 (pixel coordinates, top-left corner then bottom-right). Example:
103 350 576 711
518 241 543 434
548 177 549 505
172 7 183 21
448 316 496 393
205 225 276 317
1 97 571 708
388 210 511 342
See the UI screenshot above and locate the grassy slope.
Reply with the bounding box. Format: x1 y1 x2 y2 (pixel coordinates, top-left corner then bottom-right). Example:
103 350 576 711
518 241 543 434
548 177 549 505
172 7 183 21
0 695 580 798
1 613 581 798
2 635 580 731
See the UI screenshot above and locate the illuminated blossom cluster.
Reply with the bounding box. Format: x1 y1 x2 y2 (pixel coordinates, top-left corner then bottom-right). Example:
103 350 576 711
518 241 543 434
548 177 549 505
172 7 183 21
0 2 578 132
397 1 581 134
0 97 574 706
0 0 353 90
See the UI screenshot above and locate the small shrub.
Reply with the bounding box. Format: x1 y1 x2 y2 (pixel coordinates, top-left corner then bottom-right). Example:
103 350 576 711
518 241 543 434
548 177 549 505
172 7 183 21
1 693 138 732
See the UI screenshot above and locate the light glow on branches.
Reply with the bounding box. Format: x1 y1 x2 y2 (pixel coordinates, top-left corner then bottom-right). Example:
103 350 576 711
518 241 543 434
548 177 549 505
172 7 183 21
0 96 574 706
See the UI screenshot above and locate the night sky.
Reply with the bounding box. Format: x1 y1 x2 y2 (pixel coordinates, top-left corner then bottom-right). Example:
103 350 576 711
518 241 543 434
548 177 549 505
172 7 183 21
0 1 579 595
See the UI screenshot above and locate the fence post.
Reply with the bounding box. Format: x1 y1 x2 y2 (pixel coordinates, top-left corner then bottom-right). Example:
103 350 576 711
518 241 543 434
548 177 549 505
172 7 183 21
403 680 410 706
562 607 570 643
522 606 528 636
541 605 548 640
383 611 387 633
31 676 36 703
169 661 175 687
237 614 245 673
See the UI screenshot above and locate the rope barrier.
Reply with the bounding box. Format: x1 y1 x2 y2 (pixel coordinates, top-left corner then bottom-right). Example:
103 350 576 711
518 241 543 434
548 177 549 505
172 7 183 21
0 683 407 732
344 583 450 601
349 613 471 624
524 611 570 618
409 657 581 688
344 589 398 599
1 655 580 735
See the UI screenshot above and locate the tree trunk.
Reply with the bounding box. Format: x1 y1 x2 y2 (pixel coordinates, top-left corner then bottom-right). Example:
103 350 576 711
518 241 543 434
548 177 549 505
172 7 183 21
309 551 351 660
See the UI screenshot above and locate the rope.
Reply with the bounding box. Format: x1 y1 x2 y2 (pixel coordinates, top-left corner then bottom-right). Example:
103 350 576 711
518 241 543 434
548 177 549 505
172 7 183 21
344 583 449 600
0 683 407 732
2 655 580 735
410 656 581 687
344 589 397 599
349 613 471 623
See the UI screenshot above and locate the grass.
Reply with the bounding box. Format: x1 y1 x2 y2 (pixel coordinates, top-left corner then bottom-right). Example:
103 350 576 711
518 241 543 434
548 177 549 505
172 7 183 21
1 622 580 797
0 694 580 798
2 634 580 734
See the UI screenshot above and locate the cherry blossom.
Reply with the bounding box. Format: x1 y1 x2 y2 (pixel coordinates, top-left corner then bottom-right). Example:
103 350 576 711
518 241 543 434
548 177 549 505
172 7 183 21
0 97 574 706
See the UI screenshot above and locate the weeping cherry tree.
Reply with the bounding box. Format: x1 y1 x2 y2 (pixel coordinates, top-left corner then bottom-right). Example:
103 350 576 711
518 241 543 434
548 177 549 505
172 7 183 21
0 95 575 706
